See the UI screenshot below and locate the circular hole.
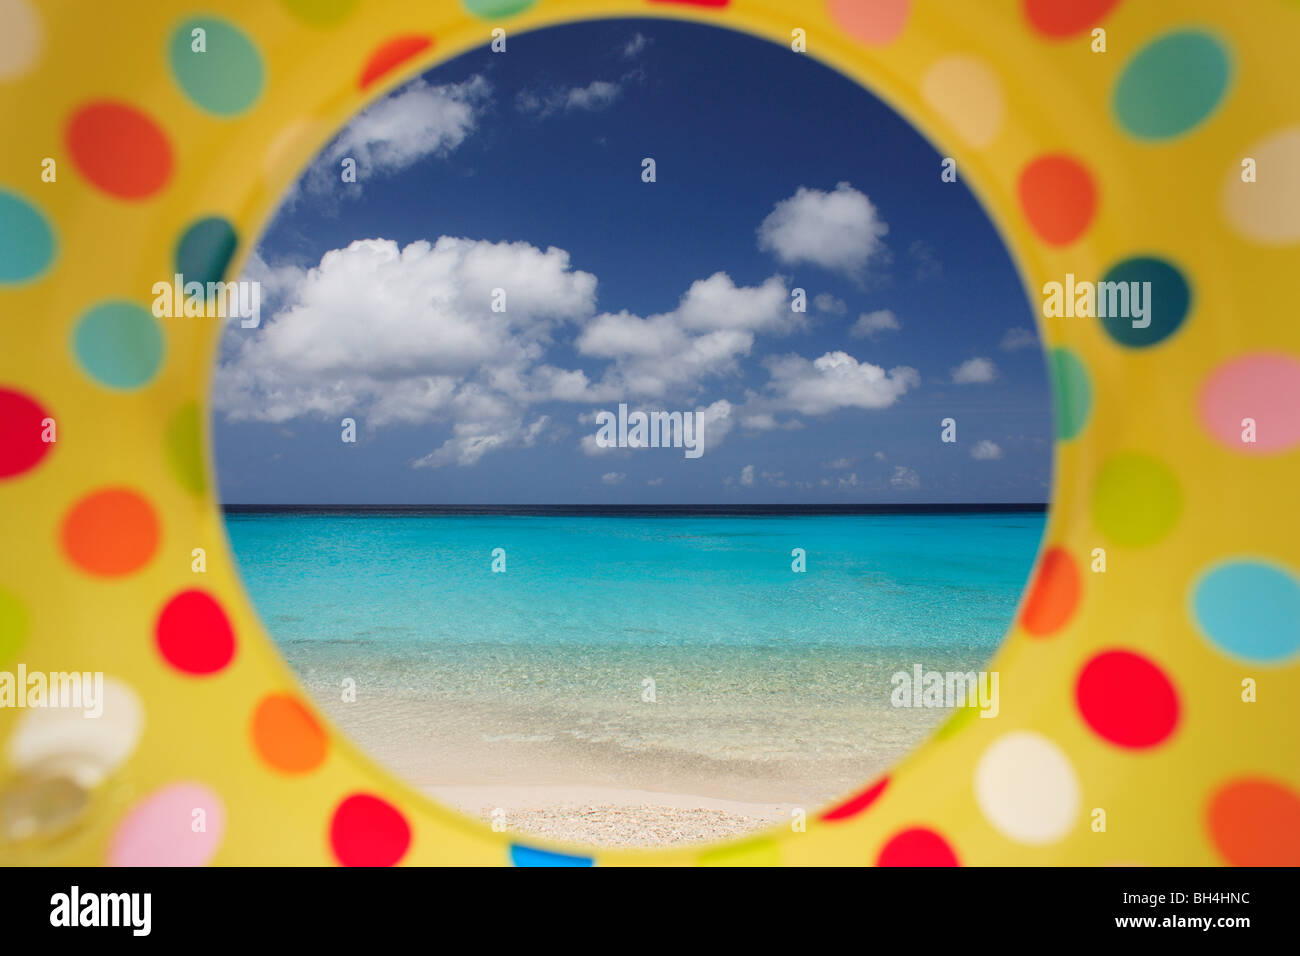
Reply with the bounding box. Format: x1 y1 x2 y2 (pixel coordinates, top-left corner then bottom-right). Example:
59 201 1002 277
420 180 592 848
213 18 1052 849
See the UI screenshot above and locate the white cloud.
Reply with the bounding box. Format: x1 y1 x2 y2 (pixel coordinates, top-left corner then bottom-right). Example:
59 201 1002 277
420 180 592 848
762 351 919 415
971 440 1004 460
517 79 623 118
951 357 999 384
850 309 900 338
622 33 651 58
646 476 663 486
601 471 626 485
1000 326 1038 351
824 458 853 470
739 464 755 487
890 465 920 489
305 76 491 199
837 472 859 488
757 182 889 278
814 293 846 315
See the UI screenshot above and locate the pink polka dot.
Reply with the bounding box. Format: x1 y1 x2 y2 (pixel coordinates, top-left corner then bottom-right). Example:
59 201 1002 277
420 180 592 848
1199 352 1300 453
876 827 959 866
0 387 53 478
108 783 224 866
1076 649 1180 748
330 793 411 866
828 0 910 46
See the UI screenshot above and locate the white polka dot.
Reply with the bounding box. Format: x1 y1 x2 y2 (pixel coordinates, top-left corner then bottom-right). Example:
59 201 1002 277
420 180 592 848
921 56 1005 149
0 0 42 81
7 676 144 786
1223 127 1300 243
975 730 1081 845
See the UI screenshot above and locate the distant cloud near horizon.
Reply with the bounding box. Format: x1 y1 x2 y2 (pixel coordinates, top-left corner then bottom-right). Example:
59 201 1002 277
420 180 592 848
951 357 999 384
971 440 1004 460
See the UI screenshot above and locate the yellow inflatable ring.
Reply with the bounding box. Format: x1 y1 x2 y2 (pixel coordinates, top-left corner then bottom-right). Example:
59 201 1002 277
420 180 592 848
2 0 1299 867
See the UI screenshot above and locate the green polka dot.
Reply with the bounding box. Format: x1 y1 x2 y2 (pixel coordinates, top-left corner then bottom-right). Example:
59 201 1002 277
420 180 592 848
699 837 781 867
1092 453 1183 547
1050 347 1091 440
1114 30 1231 140
176 216 237 285
0 188 55 283
166 402 206 494
169 18 264 116
462 0 538 17
1097 256 1190 348
73 302 164 389
280 0 359 27
0 590 27 666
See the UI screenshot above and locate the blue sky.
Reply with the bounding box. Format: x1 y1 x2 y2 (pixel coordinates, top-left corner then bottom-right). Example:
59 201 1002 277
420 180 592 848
214 18 1051 504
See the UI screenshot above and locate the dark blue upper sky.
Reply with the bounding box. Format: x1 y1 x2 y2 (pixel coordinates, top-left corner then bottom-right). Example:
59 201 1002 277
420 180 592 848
213 18 1051 504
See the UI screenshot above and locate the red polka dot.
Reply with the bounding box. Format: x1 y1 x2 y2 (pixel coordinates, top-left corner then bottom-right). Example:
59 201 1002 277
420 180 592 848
66 101 174 200
1207 778 1300 866
1017 154 1097 246
156 590 235 675
0 388 53 478
648 0 729 7
822 776 889 821
358 36 433 91
1023 0 1120 38
877 827 959 866
1075 649 1179 748
330 793 412 866
1020 547 1080 636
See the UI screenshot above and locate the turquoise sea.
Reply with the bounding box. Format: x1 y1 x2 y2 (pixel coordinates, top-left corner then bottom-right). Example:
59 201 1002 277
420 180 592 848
225 506 1045 805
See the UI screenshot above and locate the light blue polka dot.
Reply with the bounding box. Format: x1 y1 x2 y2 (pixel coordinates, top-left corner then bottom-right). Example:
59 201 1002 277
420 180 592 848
0 188 55 283
1193 560 1300 663
1114 30 1232 141
509 843 593 867
73 302 165 389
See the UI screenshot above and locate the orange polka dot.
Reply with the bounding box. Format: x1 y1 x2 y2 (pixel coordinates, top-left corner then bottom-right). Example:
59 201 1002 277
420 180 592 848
1017 154 1097 246
1207 778 1300 865
61 488 159 576
358 35 432 91
252 694 328 773
1020 547 1080 636
66 101 173 200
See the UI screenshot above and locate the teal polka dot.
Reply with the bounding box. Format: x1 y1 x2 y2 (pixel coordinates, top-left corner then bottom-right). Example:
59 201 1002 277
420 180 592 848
73 302 164 389
1050 347 1091 440
1097 257 1190 348
462 0 538 17
169 18 264 116
1114 30 1231 141
0 188 55 283
176 216 237 284
1193 561 1300 663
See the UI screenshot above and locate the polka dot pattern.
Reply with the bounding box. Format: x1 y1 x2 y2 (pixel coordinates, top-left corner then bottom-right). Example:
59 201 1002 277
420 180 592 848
1091 453 1182 548
155 590 236 675
510 844 595 867
1199 353 1300 453
0 0 42 80
108 783 225 866
1023 0 1119 39
1206 778 1300 866
821 776 889 821
1050 347 1091 440
358 36 433 91
1113 30 1232 141
61 488 159 576
169 18 264 116
1193 561 1300 663
252 695 328 773
1075 650 1179 748
1222 127 1300 243
1096 256 1190 348
0 388 53 478
1020 547 1080 637
66 101 173 200
975 732 1080 844
8 677 145 783
175 216 237 285
1018 154 1097 246
463 0 540 17
920 56 1004 148
828 0 910 47
330 793 411 866
876 827 959 866
72 302 165 389
0 188 55 283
